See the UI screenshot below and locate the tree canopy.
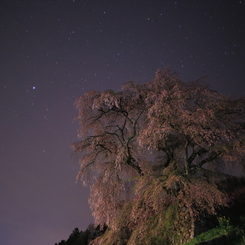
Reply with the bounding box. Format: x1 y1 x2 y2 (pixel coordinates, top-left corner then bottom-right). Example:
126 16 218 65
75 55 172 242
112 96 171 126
72 69 245 244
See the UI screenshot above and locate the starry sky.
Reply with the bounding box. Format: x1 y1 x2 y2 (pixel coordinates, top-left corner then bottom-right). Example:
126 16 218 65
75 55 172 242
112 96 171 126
0 0 245 244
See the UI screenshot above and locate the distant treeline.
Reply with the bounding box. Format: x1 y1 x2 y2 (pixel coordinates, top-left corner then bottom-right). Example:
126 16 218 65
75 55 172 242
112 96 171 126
54 225 106 245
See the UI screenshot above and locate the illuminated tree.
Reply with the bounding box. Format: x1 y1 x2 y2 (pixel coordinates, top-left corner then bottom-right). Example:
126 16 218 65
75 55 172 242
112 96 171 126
72 69 245 244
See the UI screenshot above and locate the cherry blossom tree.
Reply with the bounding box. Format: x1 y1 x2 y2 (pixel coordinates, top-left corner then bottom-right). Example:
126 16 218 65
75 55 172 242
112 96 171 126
72 69 245 243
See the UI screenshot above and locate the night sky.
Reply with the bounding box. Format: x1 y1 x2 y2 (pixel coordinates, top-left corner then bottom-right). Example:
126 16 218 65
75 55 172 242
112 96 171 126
0 0 245 244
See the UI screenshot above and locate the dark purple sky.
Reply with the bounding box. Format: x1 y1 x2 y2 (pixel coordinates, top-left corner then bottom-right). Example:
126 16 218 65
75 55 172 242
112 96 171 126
0 0 244 244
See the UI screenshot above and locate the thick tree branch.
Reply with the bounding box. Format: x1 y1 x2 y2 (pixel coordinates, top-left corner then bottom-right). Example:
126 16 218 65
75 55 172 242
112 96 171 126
197 151 219 168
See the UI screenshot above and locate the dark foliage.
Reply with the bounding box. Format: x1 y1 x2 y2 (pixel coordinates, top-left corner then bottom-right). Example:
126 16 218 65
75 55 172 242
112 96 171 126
54 225 106 245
